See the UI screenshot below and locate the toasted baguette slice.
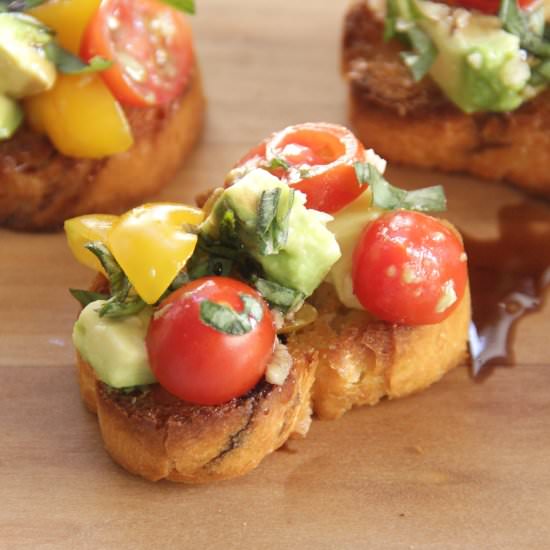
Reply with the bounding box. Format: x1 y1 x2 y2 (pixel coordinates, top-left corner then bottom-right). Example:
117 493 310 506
343 2 550 198
77 316 317 483
293 283 470 420
0 68 205 231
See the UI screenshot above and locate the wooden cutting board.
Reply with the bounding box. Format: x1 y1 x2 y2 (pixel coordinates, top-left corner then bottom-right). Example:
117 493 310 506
1 1 549 548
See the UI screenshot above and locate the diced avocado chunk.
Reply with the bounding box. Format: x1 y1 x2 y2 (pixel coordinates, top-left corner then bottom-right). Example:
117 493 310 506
201 169 341 297
0 94 23 140
0 13 56 99
326 190 383 310
397 0 532 113
72 301 157 389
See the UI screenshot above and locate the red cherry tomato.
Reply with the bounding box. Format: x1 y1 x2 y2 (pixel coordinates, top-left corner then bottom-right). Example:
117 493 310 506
81 0 193 107
449 0 533 14
146 277 276 405
352 211 468 325
229 123 366 214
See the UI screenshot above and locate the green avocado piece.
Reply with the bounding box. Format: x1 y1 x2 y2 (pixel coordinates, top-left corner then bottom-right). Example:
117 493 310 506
201 169 341 297
72 301 157 389
0 13 56 99
0 94 23 140
398 0 533 113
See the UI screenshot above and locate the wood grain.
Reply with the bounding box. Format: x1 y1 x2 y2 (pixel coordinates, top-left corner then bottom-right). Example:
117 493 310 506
0 0 549 547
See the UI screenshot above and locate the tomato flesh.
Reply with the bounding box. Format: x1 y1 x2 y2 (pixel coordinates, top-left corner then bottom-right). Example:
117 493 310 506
81 0 193 106
146 277 276 405
449 0 534 14
352 211 468 325
230 123 366 214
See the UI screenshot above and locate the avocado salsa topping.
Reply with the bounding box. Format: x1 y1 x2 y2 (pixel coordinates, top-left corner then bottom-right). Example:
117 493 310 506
0 0 195 155
66 123 468 407
384 0 550 113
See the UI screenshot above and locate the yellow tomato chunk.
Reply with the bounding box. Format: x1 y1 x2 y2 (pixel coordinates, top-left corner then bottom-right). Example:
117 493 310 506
64 214 118 273
25 74 133 158
29 0 101 54
108 204 205 304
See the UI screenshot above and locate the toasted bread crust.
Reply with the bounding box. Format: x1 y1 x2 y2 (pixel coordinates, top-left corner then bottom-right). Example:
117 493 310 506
77 342 317 483
294 283 471 420
0 69 205 231
343 2 550 197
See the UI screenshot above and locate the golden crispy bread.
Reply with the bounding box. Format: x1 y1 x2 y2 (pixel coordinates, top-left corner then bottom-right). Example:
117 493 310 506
0 69 205 231
293 283 471 420
343 2 550 198
76 277 317 483
77 341 317 483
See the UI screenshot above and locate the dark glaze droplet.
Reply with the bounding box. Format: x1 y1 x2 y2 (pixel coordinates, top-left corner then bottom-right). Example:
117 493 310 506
462 202 550 379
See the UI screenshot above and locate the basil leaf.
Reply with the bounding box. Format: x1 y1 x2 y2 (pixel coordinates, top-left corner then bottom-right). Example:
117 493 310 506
161 0 195 14
0 0 46 11
499 0 550 57
44 43 111 74
99 296 147 319
200 293 263 335
353 162 447 212
256 188 294 255
69 289 108 307
353 161 374 186
252 277 304 313
265 157 290 171
85 242 126 296
399 27 438 81
384 0 399 41
169 271 191 292
257 188 281 237
530 58 550 86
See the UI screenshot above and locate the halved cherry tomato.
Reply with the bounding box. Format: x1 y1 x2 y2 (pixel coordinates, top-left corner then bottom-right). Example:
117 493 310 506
229 123 366 214
24 74 133 158
146 277 276 405
448 0 534 14
352 211 468 325
64 214 118 273
108 203 204 304
81 0 193 106
29 0 101 54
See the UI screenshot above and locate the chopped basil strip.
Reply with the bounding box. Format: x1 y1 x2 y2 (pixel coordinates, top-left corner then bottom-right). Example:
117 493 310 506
161 0 195 14
354 161 374 187
265 157 290 171
0 0 46 11
384 0 399 41
383 0 437 81
257 188 281 237
499 0 550 58
354 162 447 212
69 289 108 307
99 296 147 319
399 27 438 82
85 242 126 296
83 242 147 318
200 293 263 335
531 58 550 86
256 187 294 256
44 43 112 75
219 208 241 247
253 277 304 313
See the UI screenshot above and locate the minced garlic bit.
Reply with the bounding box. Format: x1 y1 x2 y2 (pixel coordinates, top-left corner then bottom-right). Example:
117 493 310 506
500 56 531 90
459 252 468 262
386 265 398 278
467 52 483 70
265 341 293 386
364 148 387 175
435 280 457 314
